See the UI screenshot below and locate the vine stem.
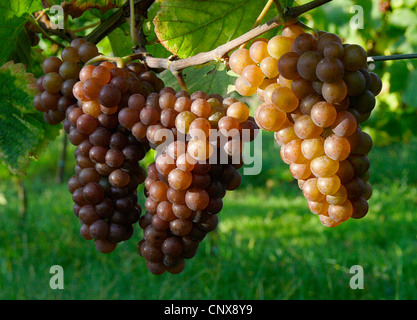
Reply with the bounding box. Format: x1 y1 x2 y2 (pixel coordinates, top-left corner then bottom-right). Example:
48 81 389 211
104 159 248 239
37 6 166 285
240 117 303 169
239 0 277 49
368 53 417 62
134 0 333 72
130 0 139 46
28 16 66 48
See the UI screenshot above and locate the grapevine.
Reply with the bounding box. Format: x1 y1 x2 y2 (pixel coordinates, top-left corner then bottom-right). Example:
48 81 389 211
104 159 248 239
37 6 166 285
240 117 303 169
15 0 413 277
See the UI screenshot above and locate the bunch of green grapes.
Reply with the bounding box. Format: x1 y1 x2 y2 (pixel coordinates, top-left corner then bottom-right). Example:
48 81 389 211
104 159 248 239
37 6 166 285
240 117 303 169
118 88 258 274
252 25 381 227
33 38 100 125
67 60 165 253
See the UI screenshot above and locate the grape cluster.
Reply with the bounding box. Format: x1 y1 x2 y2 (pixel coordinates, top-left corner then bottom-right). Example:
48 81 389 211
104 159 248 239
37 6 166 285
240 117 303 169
33 38 100 125
117 88 258 274
248 25 381 227
66 60 164 253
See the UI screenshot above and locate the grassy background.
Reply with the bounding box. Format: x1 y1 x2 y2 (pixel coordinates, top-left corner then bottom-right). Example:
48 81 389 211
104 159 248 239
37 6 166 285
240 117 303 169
0 132 416 300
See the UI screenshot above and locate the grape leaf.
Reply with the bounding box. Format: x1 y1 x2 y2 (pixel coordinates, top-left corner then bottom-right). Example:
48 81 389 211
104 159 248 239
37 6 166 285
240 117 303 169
0 61 60 175
42 0 126 18
0 0 42 65
158 62 236 96
153 0 279 58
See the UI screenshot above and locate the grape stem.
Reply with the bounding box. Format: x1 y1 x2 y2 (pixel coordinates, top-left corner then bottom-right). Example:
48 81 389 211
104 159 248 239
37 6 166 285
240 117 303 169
368 53 417 62
133 0 333 72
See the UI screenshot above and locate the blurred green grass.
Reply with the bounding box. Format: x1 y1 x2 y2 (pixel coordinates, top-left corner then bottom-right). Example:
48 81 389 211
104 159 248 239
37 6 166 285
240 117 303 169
0 132 416 300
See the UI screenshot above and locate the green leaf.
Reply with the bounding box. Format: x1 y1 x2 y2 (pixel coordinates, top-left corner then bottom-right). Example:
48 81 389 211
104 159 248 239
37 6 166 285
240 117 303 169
386 60 410 93
0 61 60 175
402 69 417 108
388 8 417 29
0 0 43 65
159 62 236 96
153 0 278 58
107 26 133 57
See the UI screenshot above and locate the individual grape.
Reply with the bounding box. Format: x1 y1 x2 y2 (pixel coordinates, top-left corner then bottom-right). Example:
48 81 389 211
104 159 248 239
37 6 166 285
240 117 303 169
229 49 256 75
317 175 341 195
263 83 281 104
226 102 249 123
345 177 365 200
108 169 130 188
282 24 305 39
140 106 160 126
323 42 344 59
322 80 348 104
168 168 193 191
301 137 324 160
317 33 342 53
310 155 339 177
59 61 80 80
283 139 308 164
187 139 213 161
297 51 321 81
191 99 211 118
343 70 366 96
348 154 370 176
308 200 329 215
331 111 357 137
99 84 121 108
76 114 98 135
218 116 240 136
326 185 347 205
290 162 312 180
42 72 63 93
92 66 111 85
176 153 196 172
274 123 297 146
342 44 367 71
351 197 369 219
299 94 323 115
78 42 99 63
316 57 344 83
319 215 341 228
94 239 117 253
328 200 353 222
351 90 376 114
267 36 293 60
235 76 257 96
292 33 317 55
302 178 325 202
294 115 323 139
241 65 265 87
270 87 299 113
369 72 383 96
254 103 286 132
324 134 351 161
352 131 373 155
310 102 337 128
42 56 62 74
260 57 279 79
172 204 193 219
170 219 193 237
291 78 315 100
185 188 209 211
175 111 196 134
278 52 300 80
